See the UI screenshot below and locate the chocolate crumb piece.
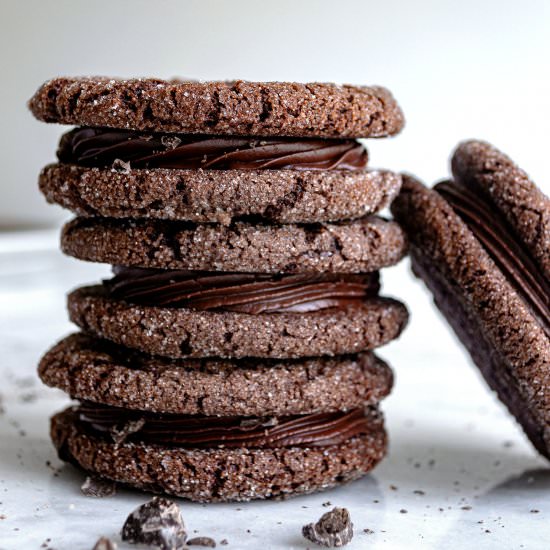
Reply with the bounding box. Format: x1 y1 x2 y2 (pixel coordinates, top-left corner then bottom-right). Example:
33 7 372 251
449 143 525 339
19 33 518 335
363 528 374 535
81 475 117 498
399 509 408 514
92 537 117 550
461 506 472 511
302 507 353 547
389 484 398 491
220 540 228 546
187 536 216 547
530 509 540 514
19 392 38 403
322 501 332 507
413 490 425 496
121 497 187 550
111 158 131 174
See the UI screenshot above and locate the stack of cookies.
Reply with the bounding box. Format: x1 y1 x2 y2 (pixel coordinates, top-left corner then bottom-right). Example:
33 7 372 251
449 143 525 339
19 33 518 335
30 77 409 502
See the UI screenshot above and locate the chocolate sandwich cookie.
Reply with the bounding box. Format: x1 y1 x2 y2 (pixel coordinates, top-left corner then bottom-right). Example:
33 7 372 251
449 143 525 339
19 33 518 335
451 140 550 280
39 333 393 416
40 161 401 225
68 280 408 359
38 106 402 224
51 404 387 502
392 141 549 457
29 78 404 138
61 216 407 273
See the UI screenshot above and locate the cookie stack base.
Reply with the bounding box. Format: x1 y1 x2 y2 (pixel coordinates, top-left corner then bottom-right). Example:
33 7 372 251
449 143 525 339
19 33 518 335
52 407 387 502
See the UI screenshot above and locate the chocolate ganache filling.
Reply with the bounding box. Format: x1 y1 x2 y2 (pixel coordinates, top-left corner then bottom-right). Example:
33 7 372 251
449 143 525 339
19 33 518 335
57 127 368 170
76 401 379 449
104 267 380 314
436 180 550 338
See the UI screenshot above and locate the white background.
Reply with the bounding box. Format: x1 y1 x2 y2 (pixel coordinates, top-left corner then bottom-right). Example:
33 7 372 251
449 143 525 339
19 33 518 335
0 0 549 227
0 1 549 549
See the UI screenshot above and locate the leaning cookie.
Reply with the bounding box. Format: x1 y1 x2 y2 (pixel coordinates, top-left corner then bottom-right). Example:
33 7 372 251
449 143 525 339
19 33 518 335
39 333 393 416
40 164 401 224
392 150 549 457
451 140 550 280
61 216 407 273
29 78 404 138
51 405 387 502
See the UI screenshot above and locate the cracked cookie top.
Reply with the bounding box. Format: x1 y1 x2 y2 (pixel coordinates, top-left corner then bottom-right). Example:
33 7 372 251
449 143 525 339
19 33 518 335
29 77 404 138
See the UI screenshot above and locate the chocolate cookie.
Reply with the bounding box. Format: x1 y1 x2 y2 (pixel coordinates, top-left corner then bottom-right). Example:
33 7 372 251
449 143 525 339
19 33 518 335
392 170 550 458
68 285 408 359
51 406 387 502
451 140 550 280
39 333 393 416
29 78 404 138
39 164 401 224
61 216 407 273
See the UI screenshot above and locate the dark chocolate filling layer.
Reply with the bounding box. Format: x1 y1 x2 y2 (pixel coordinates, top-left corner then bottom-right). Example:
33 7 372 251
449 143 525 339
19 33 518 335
57 127 368 171
435 181 550 338
76 402 380 449
104 267 380 314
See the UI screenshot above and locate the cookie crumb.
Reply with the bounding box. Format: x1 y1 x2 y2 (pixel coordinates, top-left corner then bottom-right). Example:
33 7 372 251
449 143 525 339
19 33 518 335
399 509 408 514
187 536 216 547
92 537 117 550
111 158 131 174
363 528 374 535
161 136 182 150
530 509 540 514
220 539 228 546
121 497 186 550
81 476 117 498
111 418 145 444
302 507 353 547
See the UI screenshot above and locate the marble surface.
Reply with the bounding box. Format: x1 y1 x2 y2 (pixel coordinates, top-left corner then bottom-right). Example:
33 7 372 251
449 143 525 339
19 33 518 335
0 231 548 550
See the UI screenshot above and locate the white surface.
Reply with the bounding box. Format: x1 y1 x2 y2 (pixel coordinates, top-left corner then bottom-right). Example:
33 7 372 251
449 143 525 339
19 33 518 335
1 0 550 226
0 232 548 549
